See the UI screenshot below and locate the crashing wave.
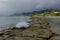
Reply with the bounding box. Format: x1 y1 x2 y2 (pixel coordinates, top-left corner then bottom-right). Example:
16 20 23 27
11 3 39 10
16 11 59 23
15 21 30 28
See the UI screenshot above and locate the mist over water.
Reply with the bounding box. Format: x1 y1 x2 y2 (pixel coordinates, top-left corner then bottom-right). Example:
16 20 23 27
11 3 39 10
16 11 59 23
0 0 60 16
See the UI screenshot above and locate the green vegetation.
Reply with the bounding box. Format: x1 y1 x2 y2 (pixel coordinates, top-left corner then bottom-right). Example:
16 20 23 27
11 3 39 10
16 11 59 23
10 9 60 16
27 9 60 16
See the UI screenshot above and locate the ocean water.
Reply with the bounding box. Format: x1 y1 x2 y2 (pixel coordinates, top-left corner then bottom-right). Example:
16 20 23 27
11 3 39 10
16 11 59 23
0 16 60 34
0 16 30 30
41 17 60 34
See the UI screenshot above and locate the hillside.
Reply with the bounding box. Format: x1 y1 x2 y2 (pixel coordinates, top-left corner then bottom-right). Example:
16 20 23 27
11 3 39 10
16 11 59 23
28 9 60 16
10 9 60 16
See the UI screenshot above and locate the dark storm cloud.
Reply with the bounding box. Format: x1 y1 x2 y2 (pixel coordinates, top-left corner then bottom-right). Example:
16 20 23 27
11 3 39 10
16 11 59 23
0 0 60 16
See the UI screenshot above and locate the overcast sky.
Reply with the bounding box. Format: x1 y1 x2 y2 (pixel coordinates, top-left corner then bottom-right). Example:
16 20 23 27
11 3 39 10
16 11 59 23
0 0 60 16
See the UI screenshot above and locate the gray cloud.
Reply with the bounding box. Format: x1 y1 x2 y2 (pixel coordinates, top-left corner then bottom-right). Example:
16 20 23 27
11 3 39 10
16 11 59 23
0 0 60 16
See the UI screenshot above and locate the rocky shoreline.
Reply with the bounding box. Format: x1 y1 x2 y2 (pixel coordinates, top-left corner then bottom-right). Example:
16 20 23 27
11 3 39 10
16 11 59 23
0 16 60 40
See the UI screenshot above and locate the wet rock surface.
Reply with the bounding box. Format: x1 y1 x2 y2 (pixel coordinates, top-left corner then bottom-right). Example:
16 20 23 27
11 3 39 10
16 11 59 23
0 16 60 40
49 36 60 40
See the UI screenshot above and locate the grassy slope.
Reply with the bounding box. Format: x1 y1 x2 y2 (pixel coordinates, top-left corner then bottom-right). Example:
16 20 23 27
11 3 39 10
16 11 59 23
27 9 60 16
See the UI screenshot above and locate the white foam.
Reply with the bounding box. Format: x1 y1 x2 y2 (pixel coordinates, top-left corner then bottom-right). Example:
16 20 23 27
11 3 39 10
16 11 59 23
15 21 29 28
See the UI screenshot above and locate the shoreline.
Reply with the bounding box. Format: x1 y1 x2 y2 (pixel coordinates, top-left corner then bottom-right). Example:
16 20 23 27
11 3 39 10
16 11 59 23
44 16 60 18
0 16 60 40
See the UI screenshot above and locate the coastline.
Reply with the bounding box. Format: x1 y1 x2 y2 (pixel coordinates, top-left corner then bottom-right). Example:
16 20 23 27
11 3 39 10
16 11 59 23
0 16 60 40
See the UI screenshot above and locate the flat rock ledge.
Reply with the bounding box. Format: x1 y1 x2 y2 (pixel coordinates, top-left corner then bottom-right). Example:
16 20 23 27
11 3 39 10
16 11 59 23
0 16 60 40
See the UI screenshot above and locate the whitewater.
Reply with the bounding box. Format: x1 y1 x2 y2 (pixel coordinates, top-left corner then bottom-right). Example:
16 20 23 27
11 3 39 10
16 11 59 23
0 16 30 31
